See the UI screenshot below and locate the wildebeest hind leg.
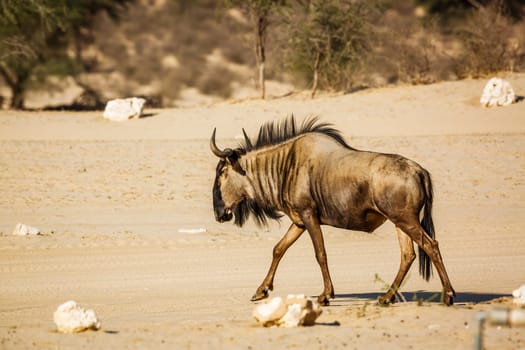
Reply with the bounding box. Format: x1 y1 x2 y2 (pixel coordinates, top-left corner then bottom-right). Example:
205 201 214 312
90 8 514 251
379 227 416 305
251 223 305 301
396 219 456 306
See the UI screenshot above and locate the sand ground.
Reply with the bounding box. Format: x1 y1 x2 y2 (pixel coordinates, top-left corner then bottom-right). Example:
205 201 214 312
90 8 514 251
1 76 524 349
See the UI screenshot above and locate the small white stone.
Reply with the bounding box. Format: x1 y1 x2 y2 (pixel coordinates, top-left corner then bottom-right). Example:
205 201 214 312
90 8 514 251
512 284 525 305
177 228 207 234
12 223 40 236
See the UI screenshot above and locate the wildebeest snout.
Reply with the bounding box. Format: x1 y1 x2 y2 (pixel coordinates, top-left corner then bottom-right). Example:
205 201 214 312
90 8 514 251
215 207 233 223
213 182 233 222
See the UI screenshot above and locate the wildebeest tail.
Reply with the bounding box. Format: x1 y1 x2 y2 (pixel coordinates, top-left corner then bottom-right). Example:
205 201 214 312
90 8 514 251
419 170 434 281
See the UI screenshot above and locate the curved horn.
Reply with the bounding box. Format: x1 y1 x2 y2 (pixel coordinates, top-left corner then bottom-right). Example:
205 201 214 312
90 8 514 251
242 128 253 149
210 128 227 158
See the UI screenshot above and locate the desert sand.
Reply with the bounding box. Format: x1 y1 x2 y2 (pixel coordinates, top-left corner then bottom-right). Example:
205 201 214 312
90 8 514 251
1 75 524 349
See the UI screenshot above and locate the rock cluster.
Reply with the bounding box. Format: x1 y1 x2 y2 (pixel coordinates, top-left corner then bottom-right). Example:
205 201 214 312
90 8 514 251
252 294 322 327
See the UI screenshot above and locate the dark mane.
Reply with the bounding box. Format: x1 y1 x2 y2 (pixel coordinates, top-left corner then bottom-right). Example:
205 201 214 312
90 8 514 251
240 115 352 152
233 199 282 227
231 116 352 228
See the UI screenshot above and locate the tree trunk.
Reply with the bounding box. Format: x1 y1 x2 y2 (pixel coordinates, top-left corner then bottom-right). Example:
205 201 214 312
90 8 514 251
10 84 25 109
0 63 27 110
466 0 483 9
258 61 266 99
311 50 321 99
255 15 267 99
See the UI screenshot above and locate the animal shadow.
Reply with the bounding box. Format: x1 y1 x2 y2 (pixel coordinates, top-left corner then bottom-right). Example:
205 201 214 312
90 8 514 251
139 112 157 119
333 291 509 304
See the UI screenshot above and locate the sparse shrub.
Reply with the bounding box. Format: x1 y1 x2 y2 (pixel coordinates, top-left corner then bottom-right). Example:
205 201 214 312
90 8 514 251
222 42 251 65
378 18 454 85
5 0 525 109
454 1 519 78
374 272 408 303
0 0 132 109
511 21 525 72
196 65 236 98
160 69 186 102
283 0 382 97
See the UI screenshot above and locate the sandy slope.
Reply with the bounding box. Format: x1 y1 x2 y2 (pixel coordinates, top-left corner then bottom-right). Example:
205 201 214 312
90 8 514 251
0 75 524 349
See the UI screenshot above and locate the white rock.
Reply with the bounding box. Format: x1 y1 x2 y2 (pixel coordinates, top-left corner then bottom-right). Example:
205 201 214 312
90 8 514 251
284 294 322 326
253 295 322 327
280 303 304 327
53 301 101 333
12 223 40 236
512 285 525 305
103 97 146 121
480 77 516 107
252 296 287 326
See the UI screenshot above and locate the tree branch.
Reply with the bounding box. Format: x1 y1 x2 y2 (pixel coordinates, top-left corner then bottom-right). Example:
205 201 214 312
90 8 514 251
465 0 484 9
0 61 16 88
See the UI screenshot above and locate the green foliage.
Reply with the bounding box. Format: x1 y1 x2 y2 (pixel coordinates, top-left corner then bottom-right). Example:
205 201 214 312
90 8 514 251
416 0 524 21
0 0 133 109
0 0 64 61
62 0 132 60
0 0 68 108
0 0 64 30
284 0 383 92
225 0 286 14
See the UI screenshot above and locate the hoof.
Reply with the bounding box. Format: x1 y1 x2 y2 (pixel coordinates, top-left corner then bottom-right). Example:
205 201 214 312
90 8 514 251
378 293 396 305
317 294 331 306
251 287 270 302
443 290 455 306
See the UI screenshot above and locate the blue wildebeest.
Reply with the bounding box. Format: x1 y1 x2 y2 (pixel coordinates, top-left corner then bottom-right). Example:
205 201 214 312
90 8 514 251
210 116 455 306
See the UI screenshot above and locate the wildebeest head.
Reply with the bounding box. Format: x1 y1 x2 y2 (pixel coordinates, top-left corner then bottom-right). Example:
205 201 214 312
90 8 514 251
210 128 253 224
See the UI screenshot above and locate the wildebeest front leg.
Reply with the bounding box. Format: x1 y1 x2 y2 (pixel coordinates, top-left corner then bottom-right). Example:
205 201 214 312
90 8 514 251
302 210 335 306
379 227 416 305
251 223 305 301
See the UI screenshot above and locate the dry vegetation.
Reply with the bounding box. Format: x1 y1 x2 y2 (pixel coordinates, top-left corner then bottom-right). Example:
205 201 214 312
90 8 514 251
1 0 525 108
